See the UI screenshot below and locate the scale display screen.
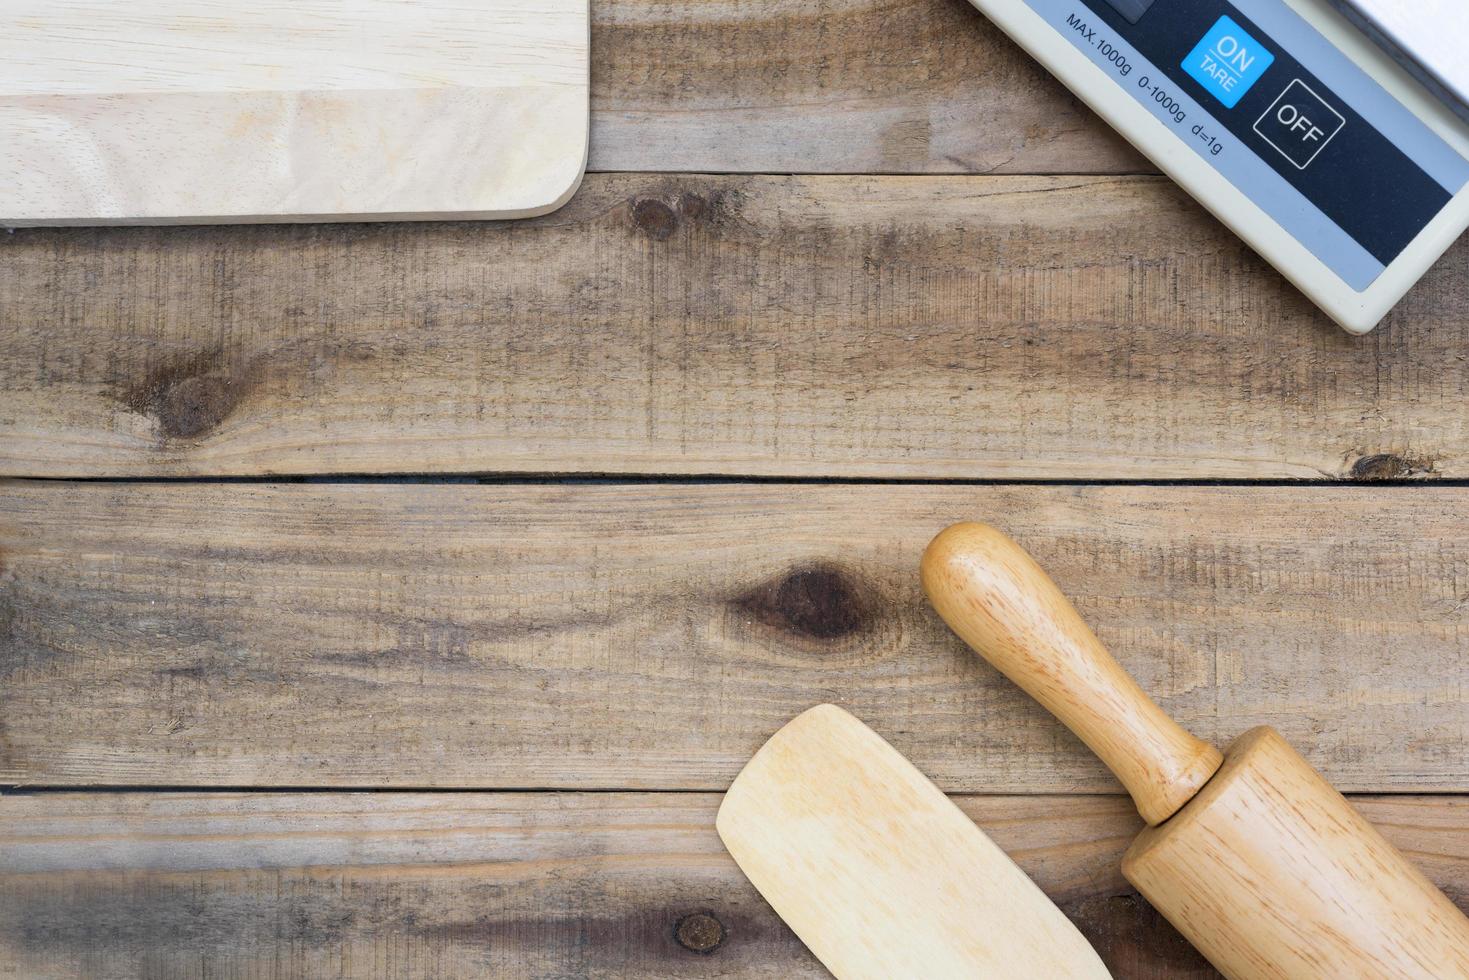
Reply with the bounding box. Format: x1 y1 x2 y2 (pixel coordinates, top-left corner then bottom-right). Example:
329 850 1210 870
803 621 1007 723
1026 0 1469 290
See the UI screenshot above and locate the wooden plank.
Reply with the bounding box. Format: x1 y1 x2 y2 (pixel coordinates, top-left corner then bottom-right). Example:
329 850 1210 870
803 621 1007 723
588 0 1145 174
3 174 1467 479
3 482 1466 790
1 791 1464 979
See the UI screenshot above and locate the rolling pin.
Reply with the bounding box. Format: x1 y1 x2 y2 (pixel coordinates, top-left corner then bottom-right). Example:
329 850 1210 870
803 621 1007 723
922 522 1469 979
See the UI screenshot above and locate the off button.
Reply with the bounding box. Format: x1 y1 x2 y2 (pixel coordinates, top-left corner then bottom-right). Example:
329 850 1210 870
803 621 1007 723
1253 79 1345 169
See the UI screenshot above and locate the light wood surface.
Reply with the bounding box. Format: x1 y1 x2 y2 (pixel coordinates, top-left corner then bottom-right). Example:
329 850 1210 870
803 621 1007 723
3 174 1469 478
4 481 1468 791
717 704 1111 978
923 523 1469 978
3 790 1465 979
923 523 1222 825
1 0 589 224
1127 728 1469 979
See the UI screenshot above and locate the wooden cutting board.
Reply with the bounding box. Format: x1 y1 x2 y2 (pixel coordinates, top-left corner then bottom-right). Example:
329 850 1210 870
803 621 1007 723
0 0 589 225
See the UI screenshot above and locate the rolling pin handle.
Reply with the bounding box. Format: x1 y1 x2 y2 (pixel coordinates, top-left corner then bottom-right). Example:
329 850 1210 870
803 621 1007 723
921 522 1222 825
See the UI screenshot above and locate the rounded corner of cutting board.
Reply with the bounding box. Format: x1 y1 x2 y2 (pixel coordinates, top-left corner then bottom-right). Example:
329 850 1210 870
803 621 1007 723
496 122 590 220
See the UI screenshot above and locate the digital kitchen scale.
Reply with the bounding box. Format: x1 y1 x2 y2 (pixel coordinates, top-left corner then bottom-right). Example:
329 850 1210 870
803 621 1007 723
966 0 1469 332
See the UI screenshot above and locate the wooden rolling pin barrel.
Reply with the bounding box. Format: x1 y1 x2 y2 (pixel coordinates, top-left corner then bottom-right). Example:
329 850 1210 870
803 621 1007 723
921 523 1469 979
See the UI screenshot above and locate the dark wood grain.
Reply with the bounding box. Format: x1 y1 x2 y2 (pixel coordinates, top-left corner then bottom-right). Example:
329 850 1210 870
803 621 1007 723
590 0 1145 174
2 791 1462 979
4 174 1467 479
3 481 1467 790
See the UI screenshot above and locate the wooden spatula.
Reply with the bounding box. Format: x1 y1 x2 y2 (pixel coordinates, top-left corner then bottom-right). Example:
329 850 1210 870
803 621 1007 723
716 704 1112 978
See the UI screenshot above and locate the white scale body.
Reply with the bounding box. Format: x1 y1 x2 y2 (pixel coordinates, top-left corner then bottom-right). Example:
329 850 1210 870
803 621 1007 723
966 0 1469 333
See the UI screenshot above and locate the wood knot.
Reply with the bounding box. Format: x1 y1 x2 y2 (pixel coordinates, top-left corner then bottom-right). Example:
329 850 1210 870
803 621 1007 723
152 375 237 440
1348 452 1434 481
631 188 742 240
674 912 725 954
122 355 250 441
732 562 875 642
676 191 708 221
631 198 678 240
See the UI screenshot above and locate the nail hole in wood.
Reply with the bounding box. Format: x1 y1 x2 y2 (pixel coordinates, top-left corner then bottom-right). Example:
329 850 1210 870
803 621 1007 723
674 911 725 954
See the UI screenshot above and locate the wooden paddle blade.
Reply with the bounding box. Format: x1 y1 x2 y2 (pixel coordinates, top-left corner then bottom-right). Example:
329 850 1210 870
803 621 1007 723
716 704 1112 979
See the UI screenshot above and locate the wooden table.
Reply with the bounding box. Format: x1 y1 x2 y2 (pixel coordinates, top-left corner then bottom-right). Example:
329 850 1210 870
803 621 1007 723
2 1 1467 976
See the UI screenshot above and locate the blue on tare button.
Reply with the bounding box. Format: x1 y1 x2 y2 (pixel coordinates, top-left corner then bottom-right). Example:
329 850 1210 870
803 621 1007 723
1183 15 1276 108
